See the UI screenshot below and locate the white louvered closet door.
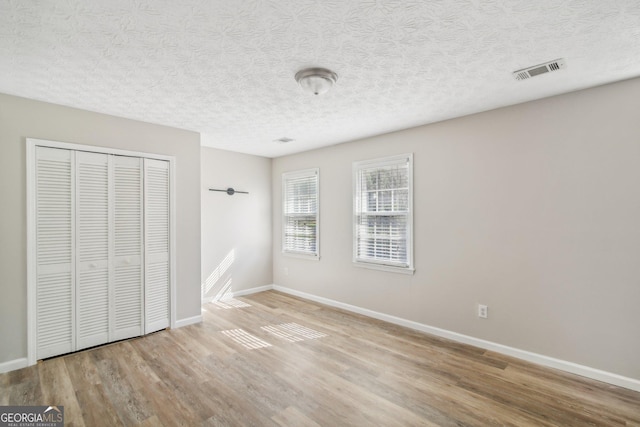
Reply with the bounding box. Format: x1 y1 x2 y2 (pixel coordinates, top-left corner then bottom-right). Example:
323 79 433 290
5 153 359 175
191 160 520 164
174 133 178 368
35 147 75 359
144 159 170 333
31 139 173 361
75 151 110 350
112 156 144 341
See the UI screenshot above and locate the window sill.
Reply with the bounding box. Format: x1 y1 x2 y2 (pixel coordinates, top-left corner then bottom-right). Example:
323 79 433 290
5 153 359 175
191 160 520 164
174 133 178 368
352 261 414 275
282 251 320 261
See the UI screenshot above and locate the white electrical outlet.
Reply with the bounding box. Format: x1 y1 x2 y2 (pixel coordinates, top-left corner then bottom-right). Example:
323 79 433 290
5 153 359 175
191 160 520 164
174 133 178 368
478 304 488 319
284 267 289 276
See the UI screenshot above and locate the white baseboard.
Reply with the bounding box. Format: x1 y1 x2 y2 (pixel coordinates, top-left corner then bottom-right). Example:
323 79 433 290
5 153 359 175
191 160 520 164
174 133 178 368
228 284 274 298
0 357 28 374
272 284 640 393
174 314 203 328
202 284 274 304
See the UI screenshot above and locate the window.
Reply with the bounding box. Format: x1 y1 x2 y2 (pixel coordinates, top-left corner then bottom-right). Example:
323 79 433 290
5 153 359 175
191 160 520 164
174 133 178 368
282 168 319 259
353 154 413 273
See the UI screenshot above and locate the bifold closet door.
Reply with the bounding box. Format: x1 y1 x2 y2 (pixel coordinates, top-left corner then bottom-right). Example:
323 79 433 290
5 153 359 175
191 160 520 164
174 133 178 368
75 151 110 350
35 147 75 360
112 156 144 341
144 159 170 333
33 143 171 359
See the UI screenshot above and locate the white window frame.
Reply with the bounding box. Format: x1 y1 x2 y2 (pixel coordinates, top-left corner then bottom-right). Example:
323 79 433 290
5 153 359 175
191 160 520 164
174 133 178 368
282 168 320 260
353 153 414 274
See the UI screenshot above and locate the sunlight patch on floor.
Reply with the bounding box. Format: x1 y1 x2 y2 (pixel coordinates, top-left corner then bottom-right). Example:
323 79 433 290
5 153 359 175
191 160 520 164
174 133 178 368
262 323 327 342
261 325 305 342
220 329 271 350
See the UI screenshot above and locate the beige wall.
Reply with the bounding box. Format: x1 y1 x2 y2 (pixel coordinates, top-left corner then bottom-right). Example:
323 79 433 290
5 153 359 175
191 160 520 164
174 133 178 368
201 147 272 299
272 77 640 380
0 93 202 366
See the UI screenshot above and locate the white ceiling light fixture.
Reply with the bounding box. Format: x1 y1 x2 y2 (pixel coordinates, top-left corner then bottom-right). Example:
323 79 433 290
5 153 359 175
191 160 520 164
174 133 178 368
295 67 338 95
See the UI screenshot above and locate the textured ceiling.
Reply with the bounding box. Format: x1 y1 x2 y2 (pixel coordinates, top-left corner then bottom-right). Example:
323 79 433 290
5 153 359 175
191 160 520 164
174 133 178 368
1 1 640 157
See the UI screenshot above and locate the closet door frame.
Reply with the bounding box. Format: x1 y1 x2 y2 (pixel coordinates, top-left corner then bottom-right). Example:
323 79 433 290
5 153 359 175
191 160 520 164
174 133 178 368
26 138 176 367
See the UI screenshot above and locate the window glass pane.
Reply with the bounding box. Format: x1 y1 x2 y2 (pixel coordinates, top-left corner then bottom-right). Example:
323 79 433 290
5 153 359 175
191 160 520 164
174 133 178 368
285 176 317 214
378 190 393 211
394 189 409 211
356 214 407 262
284 217 317 253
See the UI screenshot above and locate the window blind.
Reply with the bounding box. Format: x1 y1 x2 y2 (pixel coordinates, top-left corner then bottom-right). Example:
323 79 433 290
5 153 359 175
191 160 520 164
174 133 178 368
353 154 413 271
282 169 319 257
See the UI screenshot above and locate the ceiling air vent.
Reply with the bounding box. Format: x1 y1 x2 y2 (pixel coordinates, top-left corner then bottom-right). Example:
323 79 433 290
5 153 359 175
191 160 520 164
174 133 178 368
513 59 566 81
274 137 295 144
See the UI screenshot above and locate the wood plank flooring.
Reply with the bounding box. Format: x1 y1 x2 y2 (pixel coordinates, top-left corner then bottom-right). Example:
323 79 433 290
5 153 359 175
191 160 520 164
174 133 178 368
2 290 639 426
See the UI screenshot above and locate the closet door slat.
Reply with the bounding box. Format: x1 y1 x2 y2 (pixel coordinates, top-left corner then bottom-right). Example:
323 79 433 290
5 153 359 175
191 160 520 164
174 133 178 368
76 152 110 350
144 159 170 333
112 156 144 340
35 147 75 359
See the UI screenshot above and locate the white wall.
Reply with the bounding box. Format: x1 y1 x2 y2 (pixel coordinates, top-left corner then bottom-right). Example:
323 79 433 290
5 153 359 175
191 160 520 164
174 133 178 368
272 77 640 381
201 147 272 300
0 93 201 368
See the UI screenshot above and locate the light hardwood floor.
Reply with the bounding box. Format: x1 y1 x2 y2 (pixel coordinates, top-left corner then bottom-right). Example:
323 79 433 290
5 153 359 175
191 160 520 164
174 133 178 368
2 290 639 426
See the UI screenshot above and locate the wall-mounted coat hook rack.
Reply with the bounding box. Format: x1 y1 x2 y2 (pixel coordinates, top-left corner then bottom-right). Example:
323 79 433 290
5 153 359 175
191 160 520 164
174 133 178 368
209 187 249 196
